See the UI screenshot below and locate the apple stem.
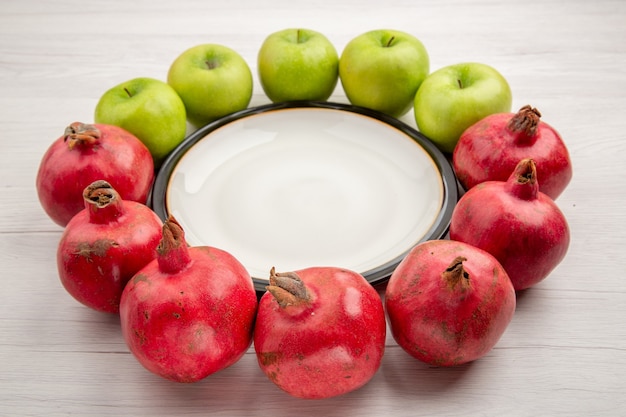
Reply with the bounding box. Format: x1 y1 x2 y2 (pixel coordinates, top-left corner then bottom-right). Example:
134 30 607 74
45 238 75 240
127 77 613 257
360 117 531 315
205 59 218 70
385 36 396 47
123 87 133 98
457 79 463 89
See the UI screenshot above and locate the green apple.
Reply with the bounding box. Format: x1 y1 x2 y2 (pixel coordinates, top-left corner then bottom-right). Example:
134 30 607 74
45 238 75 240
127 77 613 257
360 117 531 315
94 77 187 165
414 62 512 153
257 28 339 102
167 43 253 127
339 29 429 117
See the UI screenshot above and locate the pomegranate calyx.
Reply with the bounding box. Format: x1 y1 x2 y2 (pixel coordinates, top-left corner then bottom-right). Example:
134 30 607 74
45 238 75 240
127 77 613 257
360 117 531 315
506 105 542 146
506 158 539 201
83 180 126 224
157 216 186 254
64 122 101 150
84 180 116 208
267 267 311 308
157 216 192 274
442 256 471 291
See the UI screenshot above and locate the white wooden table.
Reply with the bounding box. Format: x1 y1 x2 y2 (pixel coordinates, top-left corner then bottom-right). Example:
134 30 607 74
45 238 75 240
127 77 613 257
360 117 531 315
1 1 625 416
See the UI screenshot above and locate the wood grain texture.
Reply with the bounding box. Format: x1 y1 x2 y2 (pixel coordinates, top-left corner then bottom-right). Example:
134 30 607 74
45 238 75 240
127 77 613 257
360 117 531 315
1 0 625 415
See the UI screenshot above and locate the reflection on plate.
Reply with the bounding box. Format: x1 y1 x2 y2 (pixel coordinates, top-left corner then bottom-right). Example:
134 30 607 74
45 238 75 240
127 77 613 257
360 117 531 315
151 101 457 292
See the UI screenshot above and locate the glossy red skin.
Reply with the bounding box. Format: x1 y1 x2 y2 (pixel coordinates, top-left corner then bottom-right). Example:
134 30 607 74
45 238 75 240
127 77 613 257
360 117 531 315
57 201 162 313
36 123 154 226
453 112 572 199
385 240 516 366
254 267 386 399
120 247 258 383
449 181 570 291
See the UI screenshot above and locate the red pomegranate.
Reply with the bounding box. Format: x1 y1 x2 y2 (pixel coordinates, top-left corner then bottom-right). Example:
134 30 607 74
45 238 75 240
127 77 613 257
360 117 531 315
119 216 258 383
254 266 386 399
36 122 154 226
449 158 570 290
385 239 516 366
453 105 572 199
57 180 162 313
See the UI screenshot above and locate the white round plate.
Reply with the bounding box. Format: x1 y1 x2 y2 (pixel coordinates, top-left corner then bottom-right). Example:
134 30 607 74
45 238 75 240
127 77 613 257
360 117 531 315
151 102 457 291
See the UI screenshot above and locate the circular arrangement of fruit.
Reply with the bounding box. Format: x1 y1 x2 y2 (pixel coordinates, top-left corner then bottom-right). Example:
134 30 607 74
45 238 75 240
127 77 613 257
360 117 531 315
36 28 572 399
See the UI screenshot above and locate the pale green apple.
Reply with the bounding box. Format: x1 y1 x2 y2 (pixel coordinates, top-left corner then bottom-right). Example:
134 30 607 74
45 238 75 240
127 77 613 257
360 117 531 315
339 29 429 117
167 43 253 127
258 28 339 102
414 62 512 153
94 77 187 166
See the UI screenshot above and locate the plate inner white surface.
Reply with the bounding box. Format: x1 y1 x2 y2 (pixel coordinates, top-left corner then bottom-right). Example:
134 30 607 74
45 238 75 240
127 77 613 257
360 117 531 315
167 108 443 280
